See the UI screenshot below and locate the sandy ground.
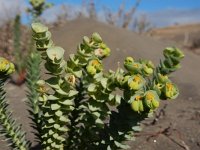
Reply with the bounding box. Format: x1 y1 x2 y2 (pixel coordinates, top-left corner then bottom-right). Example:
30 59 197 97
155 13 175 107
1 19 200 150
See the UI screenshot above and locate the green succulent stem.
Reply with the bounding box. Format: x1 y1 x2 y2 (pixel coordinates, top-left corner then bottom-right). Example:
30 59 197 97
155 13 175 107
26 51 42 143
65 78 85 149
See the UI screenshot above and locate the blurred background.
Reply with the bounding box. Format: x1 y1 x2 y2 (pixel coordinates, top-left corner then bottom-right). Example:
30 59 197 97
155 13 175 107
0 1 200 150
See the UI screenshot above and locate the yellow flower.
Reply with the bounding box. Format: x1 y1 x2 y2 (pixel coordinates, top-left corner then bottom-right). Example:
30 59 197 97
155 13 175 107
163 82 179 99
86 59 102 75
144 90 160 110
130 95 144 113
128 74 145 90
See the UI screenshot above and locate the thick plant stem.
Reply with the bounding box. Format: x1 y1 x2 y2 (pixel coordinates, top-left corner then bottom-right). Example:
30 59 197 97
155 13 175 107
26 51 42 143
66 79 85 149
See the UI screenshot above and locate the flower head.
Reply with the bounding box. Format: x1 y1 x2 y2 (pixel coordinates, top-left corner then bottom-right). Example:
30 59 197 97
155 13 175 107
128 74 145 90
144 90 160 110
86 59 102 75
130 94 144 113
163 82 179 99
0 57 15 75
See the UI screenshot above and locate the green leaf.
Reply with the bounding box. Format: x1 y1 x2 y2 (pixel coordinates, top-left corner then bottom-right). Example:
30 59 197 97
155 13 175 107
60 99 74 106
132 126 142 132
73 69 82 78
114 141 130 149
56 88 68 96
92 112 100 119
107 146 111 150
115 94 121 106
108 94 114 101
47 138 53 144
59 116 69 122
58 127 69 132
88 84 96 92
49 130 54 135
53 133 59 139
48 118 55 124
48 95 59 100
51 104 61 110
55 110 63 117
101 78 108 89
53 124 60 130
68 90 78 97
95 118 104 128
44 112 53 117
45 77 60 89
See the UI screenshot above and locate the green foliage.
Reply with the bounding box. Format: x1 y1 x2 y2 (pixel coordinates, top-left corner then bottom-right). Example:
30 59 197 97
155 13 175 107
0 57 30 150
26 51 42 143
0 22 184 150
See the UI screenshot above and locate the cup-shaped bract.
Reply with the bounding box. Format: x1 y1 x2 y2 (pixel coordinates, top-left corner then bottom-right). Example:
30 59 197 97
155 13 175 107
130 94 144 113
46 46 64 63
144 90 160 110
157 73 170 83
163 82 179 99
32 22 48 37
128 74 145 90
140 60 154 76
86 58 103 75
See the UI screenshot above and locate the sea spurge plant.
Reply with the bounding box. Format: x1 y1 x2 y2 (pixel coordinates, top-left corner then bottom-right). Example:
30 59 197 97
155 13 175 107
0 22 184 150
0 57 30 150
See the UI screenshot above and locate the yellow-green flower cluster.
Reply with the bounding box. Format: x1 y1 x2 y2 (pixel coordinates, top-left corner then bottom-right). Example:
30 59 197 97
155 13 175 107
129 90 160 113
153 73 179 100
124 56 154 76
83 33 111 59
128 74 145 90
140 60 155 76
0 57 15 75
86 59 103 75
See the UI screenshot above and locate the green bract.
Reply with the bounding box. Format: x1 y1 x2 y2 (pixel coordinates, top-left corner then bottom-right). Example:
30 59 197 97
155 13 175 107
32 22 48 34
140 60 155 76
144 90 160 110
46 46 64 62
130 94 144 113
163 82 179 99
128 74 145 90
86 58 103 75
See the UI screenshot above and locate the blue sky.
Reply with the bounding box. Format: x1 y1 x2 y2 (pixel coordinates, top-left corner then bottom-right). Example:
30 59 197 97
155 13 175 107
46 0 200 12
1 0 200 27
43 0 200 27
